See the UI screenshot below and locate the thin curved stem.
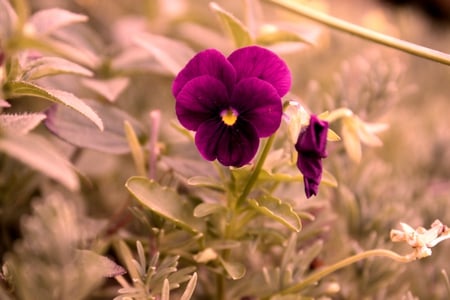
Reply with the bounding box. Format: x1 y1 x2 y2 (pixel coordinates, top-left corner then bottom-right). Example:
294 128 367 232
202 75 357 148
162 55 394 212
235 134 275 209
264 0 450 66
277 249 413 295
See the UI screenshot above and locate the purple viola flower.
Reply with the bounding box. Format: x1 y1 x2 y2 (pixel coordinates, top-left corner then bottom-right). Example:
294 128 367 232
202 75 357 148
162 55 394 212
295 115 328 198
173 46 291 167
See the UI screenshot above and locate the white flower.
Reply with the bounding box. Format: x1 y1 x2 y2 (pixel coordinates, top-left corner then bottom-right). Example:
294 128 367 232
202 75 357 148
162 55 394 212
390 220 450 259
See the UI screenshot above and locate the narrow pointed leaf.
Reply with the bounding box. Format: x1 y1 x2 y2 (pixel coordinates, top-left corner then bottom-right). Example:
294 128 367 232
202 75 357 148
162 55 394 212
187 176 224 190
113 240 141 281
22 56 93 80
19 35 100 68
327 128 341 141
180 273 198 300
249 195 301 232
161 279 170 300
0 133 79 190
28 8 87 35
125 177 205 234
76 249 126 278
124 120 146 176
259 169 336 187
342 117 361 163
193 203 225 218
6 81 103 130
45 100 143 154
209 2 253 47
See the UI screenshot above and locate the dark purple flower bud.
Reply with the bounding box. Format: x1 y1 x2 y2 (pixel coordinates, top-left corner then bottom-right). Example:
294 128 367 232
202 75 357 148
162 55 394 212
295 115 328 198
173 46 292 167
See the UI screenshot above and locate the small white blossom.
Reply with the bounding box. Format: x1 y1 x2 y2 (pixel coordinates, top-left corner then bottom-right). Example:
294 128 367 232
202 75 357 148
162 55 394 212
390 220 450 260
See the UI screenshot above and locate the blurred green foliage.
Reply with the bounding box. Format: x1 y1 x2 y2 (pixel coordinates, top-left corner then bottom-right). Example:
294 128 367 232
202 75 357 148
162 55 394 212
0 0 449 299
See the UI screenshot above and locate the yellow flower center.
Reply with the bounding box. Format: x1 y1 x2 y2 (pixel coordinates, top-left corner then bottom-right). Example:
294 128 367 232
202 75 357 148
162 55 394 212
221 108 238 126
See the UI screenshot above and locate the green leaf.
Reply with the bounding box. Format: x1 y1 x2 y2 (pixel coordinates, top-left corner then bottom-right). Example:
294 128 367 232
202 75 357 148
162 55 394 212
327 128 341 141
19 35 100 68
76 249 126 278
0 112 46 135
249 195 301 232
292 241 323 278
187 176 224 191
113 240 141 281
259 168 337 188
180 272 197 300
21 56 93 80
124 120 146 176
45 100 143 154
81 77 129 102
5 81 103 130
209 2 253 47
219 257 246 280
341 117 361 163
207 240 241 250
28 8 88 36
134 33 195 76
0 133 79 190
193 203 225 218
125 177 205 234
161 279 170 300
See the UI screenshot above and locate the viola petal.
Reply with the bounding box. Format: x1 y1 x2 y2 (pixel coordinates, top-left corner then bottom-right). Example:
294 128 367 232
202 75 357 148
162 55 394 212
295 115 328 157
304 176 320 198
228 46 291 97
297 155 322 180
172 49 236 97
195 118 259 167
194 118 224 161
297 155 322 198
176 75 229 131
230 78 282 138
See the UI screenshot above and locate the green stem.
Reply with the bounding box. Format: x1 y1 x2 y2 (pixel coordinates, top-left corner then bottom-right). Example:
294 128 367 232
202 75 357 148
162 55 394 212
264 0 450 66
277 249 413 295
216 272 225 300
235 134 275 208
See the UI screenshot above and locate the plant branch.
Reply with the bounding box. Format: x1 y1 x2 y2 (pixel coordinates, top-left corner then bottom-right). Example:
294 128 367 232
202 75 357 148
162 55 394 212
277 249 414 295
264 0 450 66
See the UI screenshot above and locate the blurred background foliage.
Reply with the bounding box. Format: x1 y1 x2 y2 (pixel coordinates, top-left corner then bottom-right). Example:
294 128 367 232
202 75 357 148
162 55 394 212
1 0 450 299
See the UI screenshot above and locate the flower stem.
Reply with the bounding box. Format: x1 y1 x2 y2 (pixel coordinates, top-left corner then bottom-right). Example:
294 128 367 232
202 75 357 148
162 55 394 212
324 108 354 123
216 272 225 300
263 0 450 66
235 134 275 208
276 249 413 295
